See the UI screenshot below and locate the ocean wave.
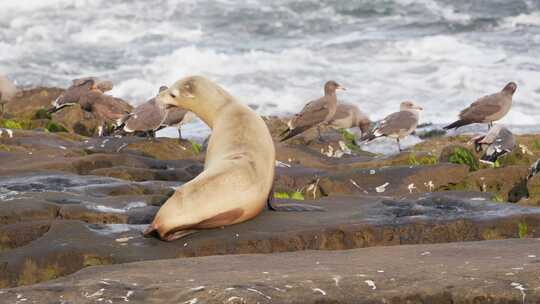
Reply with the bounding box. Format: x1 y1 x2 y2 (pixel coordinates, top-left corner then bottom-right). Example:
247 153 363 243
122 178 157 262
1 0 540 135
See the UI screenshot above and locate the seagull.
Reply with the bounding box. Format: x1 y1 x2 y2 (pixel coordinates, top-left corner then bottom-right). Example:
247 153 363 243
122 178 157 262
78 91 132 136
444 82 517 131
361 101 423 152
50 77 113 112
280 80 345 142
470 125 515 165
329 102 372 136
120 86 194 140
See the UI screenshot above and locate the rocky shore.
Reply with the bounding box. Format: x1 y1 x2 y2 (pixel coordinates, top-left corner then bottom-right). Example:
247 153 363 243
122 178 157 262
1 88 540 303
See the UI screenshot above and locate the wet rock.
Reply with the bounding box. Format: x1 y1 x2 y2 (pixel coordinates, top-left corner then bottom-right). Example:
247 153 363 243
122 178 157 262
51 104 100 136
4 88 63 120
465 166 529 201
4 238 540 303
1 192 539 288
275 163 469 198
0 221 51 253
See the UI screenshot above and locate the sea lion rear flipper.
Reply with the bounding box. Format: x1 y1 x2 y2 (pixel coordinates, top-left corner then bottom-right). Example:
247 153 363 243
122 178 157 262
267 184 277 211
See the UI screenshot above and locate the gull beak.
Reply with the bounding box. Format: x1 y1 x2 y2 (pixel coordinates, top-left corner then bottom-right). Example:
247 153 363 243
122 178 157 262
337 86 347 91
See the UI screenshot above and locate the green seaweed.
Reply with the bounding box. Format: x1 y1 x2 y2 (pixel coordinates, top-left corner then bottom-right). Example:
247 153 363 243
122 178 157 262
492 193 504 203
274 191 305 201
274 192 290 199
408 152 438 166
518 222 528 238
44 121 68 133
0 119 23 129
34 108 52 120
189 140 202 154
290 191 305 200
339 129 359 151
448 147 479 171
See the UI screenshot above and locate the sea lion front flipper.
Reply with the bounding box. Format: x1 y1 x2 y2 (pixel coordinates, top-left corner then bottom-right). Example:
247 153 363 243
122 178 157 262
270 203 326 212
267 183 277 211
143 224 198 242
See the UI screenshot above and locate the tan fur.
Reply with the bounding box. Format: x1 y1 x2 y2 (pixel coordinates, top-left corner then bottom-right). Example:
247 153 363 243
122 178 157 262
145 76 275 241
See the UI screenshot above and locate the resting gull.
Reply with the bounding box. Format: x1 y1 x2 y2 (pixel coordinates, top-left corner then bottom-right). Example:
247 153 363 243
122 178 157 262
444 82 517 130
470 125 515 165
50 77 113 112
361 101 423 152
329 102 372 135
280 80 345 142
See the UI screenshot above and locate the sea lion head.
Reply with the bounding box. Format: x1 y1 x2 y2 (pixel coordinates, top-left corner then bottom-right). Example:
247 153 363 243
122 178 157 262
400 100 423 111
324 80 346 95
157 76 230 126
502 82 517 95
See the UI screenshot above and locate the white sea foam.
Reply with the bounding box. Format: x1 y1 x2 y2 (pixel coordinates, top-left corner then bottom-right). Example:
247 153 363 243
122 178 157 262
1 0 539 140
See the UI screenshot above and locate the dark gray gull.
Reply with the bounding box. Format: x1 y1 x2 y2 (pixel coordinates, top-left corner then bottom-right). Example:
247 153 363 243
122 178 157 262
361 101 423 152
0 74 18 117
444 82 517 130
78 91 132 136
122 86 169 136
470 125 515 165
329 102 372 135
280 80 345 142
122 86 194 140
50 77 113 112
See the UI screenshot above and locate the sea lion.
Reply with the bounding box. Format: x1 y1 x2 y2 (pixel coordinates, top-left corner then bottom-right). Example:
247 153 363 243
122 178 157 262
143 76 275 241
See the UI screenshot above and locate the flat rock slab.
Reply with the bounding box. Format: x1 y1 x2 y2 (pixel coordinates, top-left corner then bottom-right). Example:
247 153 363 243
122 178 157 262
3 239 540 303
2 190 540 288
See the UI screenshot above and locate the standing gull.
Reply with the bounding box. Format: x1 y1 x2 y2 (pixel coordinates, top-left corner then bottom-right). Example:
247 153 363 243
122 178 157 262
361 101 423 152
0 74 18 117
78 91 132 136
444 82 517 130
470 125 515 165
121 86 194 140
329 102 372 135
161 107 195 141
121 86 169 137
280 80 346 142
